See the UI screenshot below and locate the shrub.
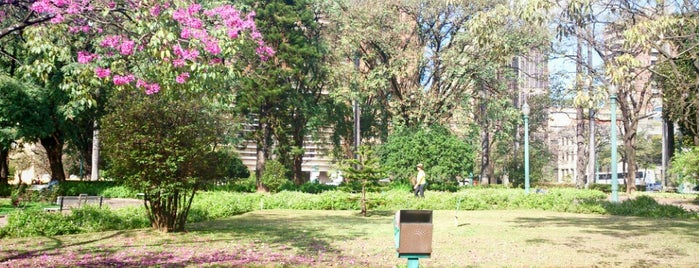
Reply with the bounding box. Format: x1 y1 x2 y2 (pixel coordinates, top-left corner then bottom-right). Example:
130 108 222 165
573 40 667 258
0 183 11 197
602 195 697 219
59 181 119 196
0 206 150 239
261 160 290 192
278 181 337 194
0 210 80 237
70 205 149 232
100 185 139 198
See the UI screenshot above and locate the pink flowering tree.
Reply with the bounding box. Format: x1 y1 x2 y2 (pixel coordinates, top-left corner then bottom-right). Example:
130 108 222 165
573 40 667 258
23 0 273 232
26 0 273 95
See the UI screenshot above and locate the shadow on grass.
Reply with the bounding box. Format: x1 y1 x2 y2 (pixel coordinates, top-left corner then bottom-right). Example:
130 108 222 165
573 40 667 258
187 210 391 256
510 214 699 239
0 231 125 263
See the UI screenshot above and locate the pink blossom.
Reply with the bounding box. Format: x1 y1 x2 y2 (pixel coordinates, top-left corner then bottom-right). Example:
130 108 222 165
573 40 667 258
136 79 148 88
113 74 135 85
94 67 111 79
172 58 186 67
0 11 6 23
187 4 202 16
77 51 97 64
176 72 190 84
150 5 161 16
209 58 223 65
204 39 221 55
256 46 275 61
119 40 135 55
53 0 70 7
50 14 65 24
100 35 122 49
145 83 161 95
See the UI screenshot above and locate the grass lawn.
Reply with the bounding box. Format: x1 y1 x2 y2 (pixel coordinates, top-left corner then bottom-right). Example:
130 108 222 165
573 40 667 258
0 209 697 267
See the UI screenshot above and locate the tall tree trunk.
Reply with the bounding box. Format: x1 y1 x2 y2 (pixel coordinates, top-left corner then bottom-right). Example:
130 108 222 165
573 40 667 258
0 147 9 185
255 106 272 192
40 132 66 182
91 121 100 181
575 28 587 188
586 35 595 189
291 111 306 185
623 123 638 194
479 89 490 185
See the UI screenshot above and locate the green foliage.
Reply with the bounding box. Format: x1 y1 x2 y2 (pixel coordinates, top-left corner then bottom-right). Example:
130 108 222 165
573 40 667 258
99 185 139 198
278 181 338 194
0 183 11 197
379 125 475 186
601 196 697 219
59 181 118 196
261 160 289 192
211 149 250 182
669 147 699 187
0 210 79 238
589 183 612 193
212 176 257 193
0 206 150 238
101 90 235 232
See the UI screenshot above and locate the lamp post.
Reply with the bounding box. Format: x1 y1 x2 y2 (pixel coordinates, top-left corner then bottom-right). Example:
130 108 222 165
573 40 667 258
609 85 619 202
522 101 530 194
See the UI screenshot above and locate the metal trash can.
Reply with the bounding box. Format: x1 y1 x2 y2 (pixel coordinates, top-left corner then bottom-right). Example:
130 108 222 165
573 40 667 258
394 210 433 257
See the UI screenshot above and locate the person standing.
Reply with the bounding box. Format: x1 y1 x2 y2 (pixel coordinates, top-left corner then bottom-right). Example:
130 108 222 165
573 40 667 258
414 163 426 198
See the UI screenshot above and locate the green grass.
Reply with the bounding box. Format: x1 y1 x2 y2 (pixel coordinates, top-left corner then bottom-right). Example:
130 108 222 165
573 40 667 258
1 209 697 267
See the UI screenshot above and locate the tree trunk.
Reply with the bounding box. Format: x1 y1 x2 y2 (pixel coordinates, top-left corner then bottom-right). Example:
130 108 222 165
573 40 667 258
91 121 100 181
0 147 9 185
40 132 66 182
480 122 491 185
292 113 306 185
255 107 272 192
575 28 587 188
624 126 638 194
479 87 491 185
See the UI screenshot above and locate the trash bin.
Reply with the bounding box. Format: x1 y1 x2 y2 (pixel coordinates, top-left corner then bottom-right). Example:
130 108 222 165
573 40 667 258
394 210 433 257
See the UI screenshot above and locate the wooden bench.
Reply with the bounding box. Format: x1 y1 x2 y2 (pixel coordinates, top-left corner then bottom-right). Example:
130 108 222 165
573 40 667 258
52 194 104 212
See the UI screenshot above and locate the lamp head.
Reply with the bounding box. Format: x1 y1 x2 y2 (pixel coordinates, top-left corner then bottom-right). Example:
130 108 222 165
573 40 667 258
522 101 530 116
608 85 618 95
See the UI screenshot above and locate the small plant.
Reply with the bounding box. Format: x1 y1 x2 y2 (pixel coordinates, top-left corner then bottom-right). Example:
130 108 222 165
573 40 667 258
261 160 290 192
341 146 385 216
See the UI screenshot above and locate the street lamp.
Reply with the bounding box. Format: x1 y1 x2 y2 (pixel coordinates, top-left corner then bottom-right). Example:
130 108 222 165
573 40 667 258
522 101 530 194
609 85 619 202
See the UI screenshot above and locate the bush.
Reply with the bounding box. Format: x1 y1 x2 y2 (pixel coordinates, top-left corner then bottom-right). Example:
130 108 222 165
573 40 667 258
0 206 150 239
100 185 139 198
0 183 11 197
261 160 290 192
278 181 337 194
602 195 697 219
59 181 120 196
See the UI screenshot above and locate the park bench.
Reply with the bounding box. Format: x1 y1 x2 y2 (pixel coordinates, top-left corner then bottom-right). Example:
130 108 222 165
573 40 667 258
44 194 104 212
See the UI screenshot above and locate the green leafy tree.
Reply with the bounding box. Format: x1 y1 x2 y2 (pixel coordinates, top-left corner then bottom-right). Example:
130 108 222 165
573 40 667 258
235 0 329 187
341 146 385 216
669 147 699 189
101 90 232 232
379 125 475 186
